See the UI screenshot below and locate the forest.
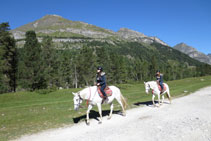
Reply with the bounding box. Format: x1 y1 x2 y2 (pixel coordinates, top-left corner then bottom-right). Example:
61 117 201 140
1 22 211 94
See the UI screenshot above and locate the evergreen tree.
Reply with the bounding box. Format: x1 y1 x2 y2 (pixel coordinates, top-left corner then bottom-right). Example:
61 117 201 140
58 50 74 88
149 56 158 79
0 22 17 92
77 45 97 86
20 31 44 90
41 36 58 88
140 60 149 81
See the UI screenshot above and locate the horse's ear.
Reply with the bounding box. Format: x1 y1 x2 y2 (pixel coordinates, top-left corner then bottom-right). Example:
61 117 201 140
144 81 146 84
72 92 76 96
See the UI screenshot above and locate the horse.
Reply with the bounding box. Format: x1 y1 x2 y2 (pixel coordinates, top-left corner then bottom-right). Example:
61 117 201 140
72 86 127 125
144 81 171 107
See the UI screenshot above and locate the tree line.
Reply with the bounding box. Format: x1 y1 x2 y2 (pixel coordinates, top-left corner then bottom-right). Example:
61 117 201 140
0 22 211 94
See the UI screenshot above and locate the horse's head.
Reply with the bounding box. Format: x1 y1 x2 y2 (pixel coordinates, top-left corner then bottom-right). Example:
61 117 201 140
144 82 150 94
72 92 83 111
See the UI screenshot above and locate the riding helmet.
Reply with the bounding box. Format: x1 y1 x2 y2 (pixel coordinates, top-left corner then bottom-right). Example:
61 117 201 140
97 66 103 72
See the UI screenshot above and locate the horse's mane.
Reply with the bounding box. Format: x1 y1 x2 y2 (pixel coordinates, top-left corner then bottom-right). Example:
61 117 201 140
147 81 157 84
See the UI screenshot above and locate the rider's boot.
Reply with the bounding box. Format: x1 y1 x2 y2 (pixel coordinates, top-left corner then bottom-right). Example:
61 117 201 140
101 95 107 104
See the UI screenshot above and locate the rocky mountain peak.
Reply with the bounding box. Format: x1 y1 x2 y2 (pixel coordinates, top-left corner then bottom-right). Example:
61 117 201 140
116 28 168 46
174 43 211 65
11 14 168 46
117 28 147 38
174 43 197 54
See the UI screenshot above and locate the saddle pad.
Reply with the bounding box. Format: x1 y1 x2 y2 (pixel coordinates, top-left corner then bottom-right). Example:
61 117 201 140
151 84 166 94
97 86 112 98
158 84 166 92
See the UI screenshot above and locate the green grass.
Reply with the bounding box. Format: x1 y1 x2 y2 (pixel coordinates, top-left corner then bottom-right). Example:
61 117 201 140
0 76 211 141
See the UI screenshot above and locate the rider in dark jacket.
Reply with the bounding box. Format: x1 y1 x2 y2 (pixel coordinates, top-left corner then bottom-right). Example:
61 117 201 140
96 66 107 99
156 70 164 93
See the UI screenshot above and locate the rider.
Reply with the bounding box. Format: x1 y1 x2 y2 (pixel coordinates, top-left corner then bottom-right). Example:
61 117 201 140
96 66 107 100
156 70 164 94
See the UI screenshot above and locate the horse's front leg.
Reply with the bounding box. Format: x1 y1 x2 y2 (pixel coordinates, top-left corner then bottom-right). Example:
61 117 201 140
97 103 102 124
86 104 93 125
157 93 161 107
152 95 156 107
108 103 113 120
161 95 164 105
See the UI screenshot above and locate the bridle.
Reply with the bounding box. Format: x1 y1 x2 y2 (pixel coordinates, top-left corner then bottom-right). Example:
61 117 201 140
145 83 151 91
147 83 152 90
74 92 83 108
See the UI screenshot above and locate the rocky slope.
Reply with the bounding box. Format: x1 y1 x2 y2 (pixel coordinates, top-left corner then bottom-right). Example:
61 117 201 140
116 28 168 46
11 14 168 46
174 43 211 65
208 54 211 61
11 15 115 39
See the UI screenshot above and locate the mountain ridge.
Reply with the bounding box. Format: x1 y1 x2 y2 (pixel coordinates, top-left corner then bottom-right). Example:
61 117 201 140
174 43 211 65
11 14 168 46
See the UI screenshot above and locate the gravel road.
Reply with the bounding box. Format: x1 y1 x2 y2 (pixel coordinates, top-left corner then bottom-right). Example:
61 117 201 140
16 87 211 141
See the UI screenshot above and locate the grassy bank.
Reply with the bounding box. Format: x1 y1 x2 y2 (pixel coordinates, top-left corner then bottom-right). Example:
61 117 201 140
0 76 211 140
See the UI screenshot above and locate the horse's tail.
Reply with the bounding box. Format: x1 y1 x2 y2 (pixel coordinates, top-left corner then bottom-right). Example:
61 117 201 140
120 92 127 110
165 84 171 103
166 91 170 99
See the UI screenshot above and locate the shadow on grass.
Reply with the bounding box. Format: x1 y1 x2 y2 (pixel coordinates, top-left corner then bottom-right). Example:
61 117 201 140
73 110 122 124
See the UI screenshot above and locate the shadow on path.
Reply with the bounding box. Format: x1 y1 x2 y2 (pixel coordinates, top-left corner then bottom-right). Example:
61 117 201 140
73 110 121 124
134 100 170 107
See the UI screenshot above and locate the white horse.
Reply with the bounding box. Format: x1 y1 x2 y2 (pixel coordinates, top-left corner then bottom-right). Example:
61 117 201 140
72 86 127 124
144 81 171 107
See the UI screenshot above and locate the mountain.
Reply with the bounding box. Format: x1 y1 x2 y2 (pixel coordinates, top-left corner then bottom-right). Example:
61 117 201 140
11 15 167 46
11 14 115 39
208 54 211 61
7 14 211 90
116 28 168 46
173 43 211 65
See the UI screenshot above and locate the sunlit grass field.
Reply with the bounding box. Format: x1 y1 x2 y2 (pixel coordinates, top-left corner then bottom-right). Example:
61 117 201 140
0 76 211 141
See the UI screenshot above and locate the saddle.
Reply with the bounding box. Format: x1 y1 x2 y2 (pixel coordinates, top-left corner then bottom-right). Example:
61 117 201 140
97 86 113 98
158 84 166 93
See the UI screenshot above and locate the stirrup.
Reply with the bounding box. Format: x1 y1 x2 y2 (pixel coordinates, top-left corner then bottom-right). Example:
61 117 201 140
101 96 107 104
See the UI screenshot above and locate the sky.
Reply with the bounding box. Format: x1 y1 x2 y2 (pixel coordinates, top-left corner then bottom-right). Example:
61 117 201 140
1 0 211 54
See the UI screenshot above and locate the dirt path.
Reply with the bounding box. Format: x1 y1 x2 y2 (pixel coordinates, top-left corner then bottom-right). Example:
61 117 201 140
16 87 211 141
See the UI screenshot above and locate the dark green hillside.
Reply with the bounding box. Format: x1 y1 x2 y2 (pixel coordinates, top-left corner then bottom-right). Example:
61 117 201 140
1 18 211 92
7 33 211 91
151 43 203 66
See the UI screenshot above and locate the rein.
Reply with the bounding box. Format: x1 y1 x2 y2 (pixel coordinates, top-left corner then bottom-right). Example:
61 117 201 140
148 83 154 94
86 87 92 107
74 92 83 108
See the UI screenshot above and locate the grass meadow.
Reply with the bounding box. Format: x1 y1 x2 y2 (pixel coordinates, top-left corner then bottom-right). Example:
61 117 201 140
0 75 211 140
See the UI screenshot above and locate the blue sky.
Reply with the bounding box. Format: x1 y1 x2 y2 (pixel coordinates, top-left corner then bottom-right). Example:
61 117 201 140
1 0 211 54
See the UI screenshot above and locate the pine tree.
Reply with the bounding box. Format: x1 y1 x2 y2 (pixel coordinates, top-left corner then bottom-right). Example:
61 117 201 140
0 22 17 92
77 45 97 86
41 36 57 88
20 31 44 90
58 50 74 88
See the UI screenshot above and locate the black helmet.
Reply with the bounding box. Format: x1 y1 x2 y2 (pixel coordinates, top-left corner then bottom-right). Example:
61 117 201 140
97 66 103 72
156 70 160 73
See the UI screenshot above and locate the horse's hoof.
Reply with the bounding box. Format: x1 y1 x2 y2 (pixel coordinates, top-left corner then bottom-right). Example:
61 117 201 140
98 121 102 124
122 113 126 116
86 120 90 125
107 116 111 120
